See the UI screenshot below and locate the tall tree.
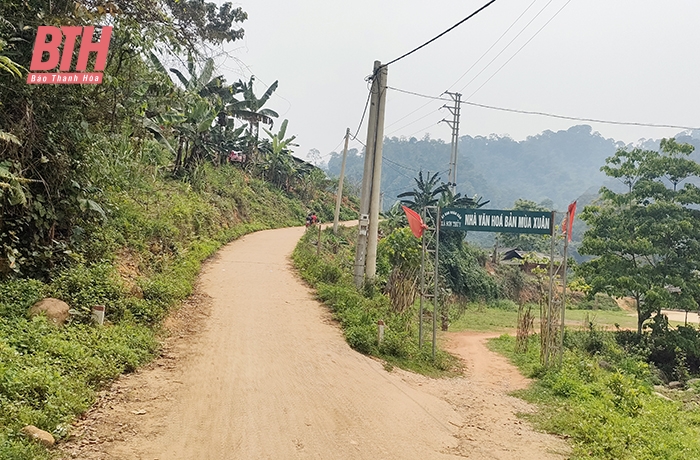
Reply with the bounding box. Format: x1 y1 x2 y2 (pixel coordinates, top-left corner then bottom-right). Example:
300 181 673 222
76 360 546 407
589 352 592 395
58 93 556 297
578 139 700 334
226 76 279 157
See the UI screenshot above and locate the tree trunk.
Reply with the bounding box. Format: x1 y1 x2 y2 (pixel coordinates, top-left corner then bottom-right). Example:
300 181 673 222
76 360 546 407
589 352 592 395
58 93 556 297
636 295 643 335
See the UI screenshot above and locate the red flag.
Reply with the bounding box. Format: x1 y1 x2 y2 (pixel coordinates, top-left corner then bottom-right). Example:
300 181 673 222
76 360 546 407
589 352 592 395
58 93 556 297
402 205 428 238
565 201 577 242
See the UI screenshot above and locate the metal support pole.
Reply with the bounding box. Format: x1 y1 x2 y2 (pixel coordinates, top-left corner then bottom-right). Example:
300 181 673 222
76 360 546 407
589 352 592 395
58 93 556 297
441 92 461 194
559 212 570 366
545 212 556 367
333 128 350 234
432 207 440 359
419 209 426 349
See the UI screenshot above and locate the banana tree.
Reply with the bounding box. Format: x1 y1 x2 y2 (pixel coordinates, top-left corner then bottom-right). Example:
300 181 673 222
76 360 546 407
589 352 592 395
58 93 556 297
226 76 279 158
397 171 449 211
261 119 298 189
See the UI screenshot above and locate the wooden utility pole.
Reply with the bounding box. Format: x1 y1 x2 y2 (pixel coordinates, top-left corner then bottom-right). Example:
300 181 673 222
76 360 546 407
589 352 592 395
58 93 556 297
365 63 388 281
333 128 350 234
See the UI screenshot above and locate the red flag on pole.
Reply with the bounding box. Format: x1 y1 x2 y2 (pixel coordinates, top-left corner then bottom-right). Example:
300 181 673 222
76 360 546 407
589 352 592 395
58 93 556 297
565 201 577 242
402 205 428 238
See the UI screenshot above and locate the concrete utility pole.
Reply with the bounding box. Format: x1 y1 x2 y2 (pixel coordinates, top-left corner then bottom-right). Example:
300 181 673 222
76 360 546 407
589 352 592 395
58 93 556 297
354 61 381 288
353 61 388 287
333 128 350 234
441 92 462 195
365 63 388 281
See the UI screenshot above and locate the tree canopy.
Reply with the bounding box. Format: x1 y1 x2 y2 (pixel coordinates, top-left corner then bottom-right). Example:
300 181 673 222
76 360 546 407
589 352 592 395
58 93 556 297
578 139 700 334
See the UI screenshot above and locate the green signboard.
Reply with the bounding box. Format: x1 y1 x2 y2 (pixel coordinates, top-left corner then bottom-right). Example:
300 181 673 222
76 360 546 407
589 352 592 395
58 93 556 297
440 208 554 235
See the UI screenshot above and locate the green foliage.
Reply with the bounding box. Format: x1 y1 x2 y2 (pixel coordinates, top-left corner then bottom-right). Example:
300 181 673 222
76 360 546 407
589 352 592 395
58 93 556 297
0 133 346 457
616 325 700 382
440 242 499 301
377 227 421 276
0 316 157 456
490 333 700 459
574 292 620 311
293 226 458 376
578 138 700 333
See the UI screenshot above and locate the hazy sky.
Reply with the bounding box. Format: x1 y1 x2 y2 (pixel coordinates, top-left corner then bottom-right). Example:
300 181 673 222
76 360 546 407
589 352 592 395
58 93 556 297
218 0 699 163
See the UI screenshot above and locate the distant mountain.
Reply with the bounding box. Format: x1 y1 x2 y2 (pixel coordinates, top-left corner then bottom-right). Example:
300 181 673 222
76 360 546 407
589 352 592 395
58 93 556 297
327 125 627 209
325 125 697 250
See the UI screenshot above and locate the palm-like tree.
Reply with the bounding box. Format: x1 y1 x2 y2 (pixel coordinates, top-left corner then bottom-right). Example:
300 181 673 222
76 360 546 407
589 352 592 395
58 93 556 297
261 119 298 189
438 187 489 209
226 76 279 158
397 171 448 210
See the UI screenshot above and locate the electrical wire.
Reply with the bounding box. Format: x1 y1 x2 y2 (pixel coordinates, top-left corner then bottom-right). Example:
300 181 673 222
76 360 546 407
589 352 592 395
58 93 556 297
349 131 366 147
384 157 419 172
447 0 538 92
403 122 443 140
465 0 573 99
383 161 415 180
383 0 498 68
386 0 534 135
456 0 557 94
384 0 534 140
352 86 373 142
385 109 441 137
386 86 700 131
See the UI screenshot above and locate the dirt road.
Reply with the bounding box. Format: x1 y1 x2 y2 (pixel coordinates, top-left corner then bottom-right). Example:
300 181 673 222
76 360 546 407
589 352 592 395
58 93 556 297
60 225 568 459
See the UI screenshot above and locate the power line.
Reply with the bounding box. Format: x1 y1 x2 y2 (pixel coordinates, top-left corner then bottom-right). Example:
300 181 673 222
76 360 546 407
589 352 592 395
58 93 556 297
403 122 442 140
385 108 441 137
386 86 700 131
384 1 534 141
349 131 366 147
447 0 539 92
383 161 415 180
384 98 440 130
384 156 419 172
457 0 557 94
386 1 534 135
465 0 573 99
353 86 373 142
383 0 498 68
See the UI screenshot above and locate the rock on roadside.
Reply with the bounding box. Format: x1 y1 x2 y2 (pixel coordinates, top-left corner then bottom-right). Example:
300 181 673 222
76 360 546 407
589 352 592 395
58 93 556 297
28 298 70 326
21 425 55 447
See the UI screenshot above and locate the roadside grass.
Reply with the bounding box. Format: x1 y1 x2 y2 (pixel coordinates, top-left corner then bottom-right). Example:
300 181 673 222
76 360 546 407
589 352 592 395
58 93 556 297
565 309 638 331
448 301 519 332
488 333 700 459
0 137 353 458
293 226 461 378
448 300 643 333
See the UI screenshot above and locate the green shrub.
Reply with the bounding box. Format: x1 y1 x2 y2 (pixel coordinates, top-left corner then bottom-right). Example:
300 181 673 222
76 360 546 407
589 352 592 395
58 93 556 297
293 226 458 376
0 279 46 317
490 333 700 460
574 292 620 311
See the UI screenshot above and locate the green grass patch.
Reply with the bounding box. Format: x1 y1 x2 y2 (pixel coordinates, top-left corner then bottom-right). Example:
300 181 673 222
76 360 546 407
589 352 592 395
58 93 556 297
293 226 460 377
488 332 700 459
448 301 521 332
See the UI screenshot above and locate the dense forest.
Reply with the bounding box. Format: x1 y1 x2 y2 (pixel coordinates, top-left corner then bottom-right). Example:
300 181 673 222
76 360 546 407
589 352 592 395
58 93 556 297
327 125 700 212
